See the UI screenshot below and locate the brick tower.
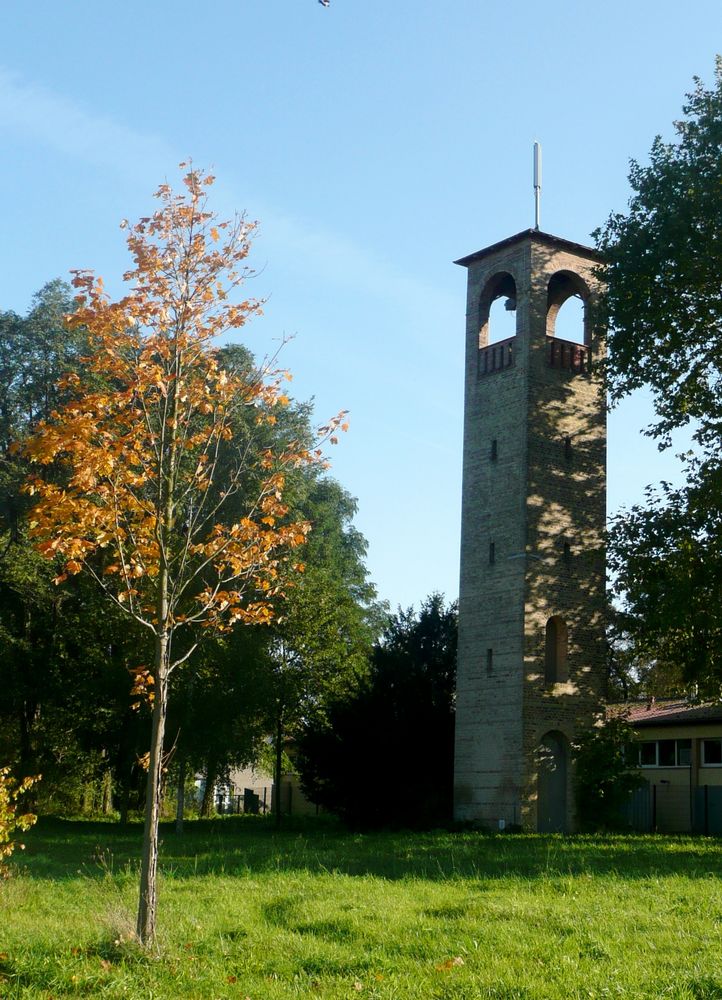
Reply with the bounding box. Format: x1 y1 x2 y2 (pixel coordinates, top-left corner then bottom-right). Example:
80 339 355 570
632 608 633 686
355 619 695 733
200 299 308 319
453 229 606 832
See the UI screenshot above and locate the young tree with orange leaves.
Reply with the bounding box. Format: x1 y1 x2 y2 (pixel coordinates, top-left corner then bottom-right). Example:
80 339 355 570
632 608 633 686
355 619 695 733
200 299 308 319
23 167 344 945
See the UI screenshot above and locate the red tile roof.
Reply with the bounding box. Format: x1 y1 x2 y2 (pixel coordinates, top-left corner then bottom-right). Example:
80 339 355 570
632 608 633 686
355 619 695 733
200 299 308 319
609 699 722 728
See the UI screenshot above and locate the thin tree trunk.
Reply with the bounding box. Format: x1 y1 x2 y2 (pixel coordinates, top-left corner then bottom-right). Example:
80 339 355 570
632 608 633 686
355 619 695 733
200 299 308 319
137 335 180 946
175 754 186 835
274 713 283 830
101 768 113 815
136 639 169 946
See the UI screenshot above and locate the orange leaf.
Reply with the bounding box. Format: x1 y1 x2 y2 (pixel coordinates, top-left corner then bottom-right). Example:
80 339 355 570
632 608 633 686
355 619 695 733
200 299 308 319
435 956 465 972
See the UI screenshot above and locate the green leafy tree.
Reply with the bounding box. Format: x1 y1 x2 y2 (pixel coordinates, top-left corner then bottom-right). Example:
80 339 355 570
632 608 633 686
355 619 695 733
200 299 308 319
167 479 381 827
0 284 148 812
158 348 380 826
0 282 99 781
298 594 457 829
572 715 643 830
265 477 384 825
168 624 272 823
595 58 722 453
605 601 686 702
608 476 722 696
596 60 722 690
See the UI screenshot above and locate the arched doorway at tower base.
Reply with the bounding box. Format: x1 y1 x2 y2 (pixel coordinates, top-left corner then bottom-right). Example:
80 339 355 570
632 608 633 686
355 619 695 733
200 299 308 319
537 731 569 833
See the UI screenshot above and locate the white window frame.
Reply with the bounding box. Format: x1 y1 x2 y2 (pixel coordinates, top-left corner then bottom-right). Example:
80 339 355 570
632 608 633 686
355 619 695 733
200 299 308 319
638 738 692 768
701 739 722 768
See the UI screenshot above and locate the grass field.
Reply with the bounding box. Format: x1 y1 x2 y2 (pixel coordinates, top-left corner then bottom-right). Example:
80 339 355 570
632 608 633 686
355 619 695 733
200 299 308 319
3 818 722 999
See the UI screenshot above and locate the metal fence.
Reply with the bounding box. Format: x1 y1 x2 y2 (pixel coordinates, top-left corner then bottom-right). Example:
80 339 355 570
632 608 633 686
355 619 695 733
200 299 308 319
622 783 722 834
215 787 270 815
214 781 321 818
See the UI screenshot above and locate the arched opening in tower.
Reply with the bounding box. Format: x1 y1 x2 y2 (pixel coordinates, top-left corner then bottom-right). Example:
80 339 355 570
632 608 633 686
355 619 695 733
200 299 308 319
553 295 585 344
479 271 517 347
546 270 590 346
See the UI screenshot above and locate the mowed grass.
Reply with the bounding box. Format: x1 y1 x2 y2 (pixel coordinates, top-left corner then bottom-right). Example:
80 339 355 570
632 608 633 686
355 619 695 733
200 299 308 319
3 819 722 999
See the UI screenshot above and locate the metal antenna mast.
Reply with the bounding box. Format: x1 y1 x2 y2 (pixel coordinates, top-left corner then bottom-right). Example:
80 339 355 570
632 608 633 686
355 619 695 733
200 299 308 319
533 141 542 230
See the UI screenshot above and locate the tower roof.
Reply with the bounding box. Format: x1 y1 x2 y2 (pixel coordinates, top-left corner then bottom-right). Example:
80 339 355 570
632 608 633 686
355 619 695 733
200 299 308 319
454 229 603 268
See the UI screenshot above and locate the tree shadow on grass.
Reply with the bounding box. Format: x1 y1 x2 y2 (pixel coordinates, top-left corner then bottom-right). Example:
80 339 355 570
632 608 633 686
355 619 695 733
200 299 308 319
18 816 722 883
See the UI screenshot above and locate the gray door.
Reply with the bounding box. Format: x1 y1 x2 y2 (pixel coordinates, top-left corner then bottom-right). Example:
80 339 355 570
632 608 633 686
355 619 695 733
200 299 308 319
538 731 568 833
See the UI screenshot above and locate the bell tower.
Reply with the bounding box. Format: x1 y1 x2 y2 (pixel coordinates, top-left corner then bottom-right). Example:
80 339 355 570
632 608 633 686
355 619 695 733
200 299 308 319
453 229 606 832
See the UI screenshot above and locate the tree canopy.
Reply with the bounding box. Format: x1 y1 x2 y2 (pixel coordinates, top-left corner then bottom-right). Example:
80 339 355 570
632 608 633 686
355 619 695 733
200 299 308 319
596 61 722 695
262 475 384 823
607 472 722 696
0 276 379 835
0 282 134 796
297 594 457 829
595 57 722 455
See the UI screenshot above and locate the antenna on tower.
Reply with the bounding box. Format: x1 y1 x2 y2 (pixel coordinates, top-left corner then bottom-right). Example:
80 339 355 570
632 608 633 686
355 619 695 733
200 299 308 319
533 141 542 230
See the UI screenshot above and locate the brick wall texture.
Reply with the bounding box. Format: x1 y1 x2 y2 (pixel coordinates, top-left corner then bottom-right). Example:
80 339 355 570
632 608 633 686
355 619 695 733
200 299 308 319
453 230 606 832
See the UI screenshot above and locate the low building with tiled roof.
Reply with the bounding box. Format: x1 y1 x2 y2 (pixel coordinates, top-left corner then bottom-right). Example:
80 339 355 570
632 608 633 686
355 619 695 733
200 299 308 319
620 699 722 728
609 699 722 833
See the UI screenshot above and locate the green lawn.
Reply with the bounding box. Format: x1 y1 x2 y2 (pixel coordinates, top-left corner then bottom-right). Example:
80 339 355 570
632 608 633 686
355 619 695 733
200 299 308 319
3 817 722 999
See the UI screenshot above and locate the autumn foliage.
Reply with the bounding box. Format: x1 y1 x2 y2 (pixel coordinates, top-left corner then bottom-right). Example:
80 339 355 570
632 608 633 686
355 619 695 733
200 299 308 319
0 768 39 878
22 166 344 943
24 170 328 634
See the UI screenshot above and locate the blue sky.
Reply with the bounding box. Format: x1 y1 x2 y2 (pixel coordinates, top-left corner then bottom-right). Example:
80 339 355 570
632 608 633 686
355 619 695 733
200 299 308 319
1 2 719 610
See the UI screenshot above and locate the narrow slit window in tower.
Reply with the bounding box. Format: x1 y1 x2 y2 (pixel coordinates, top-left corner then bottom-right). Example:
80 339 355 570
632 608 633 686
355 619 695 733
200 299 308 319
544 616 568 685
489 542 496 565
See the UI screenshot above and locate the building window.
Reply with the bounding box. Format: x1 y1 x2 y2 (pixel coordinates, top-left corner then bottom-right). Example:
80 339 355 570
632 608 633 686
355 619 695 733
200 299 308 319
544 616 568 685
639 742 657 767
486 648 493 675
490 439 498 461
489 542 496 565
638 739 692 767
702 739 722 766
